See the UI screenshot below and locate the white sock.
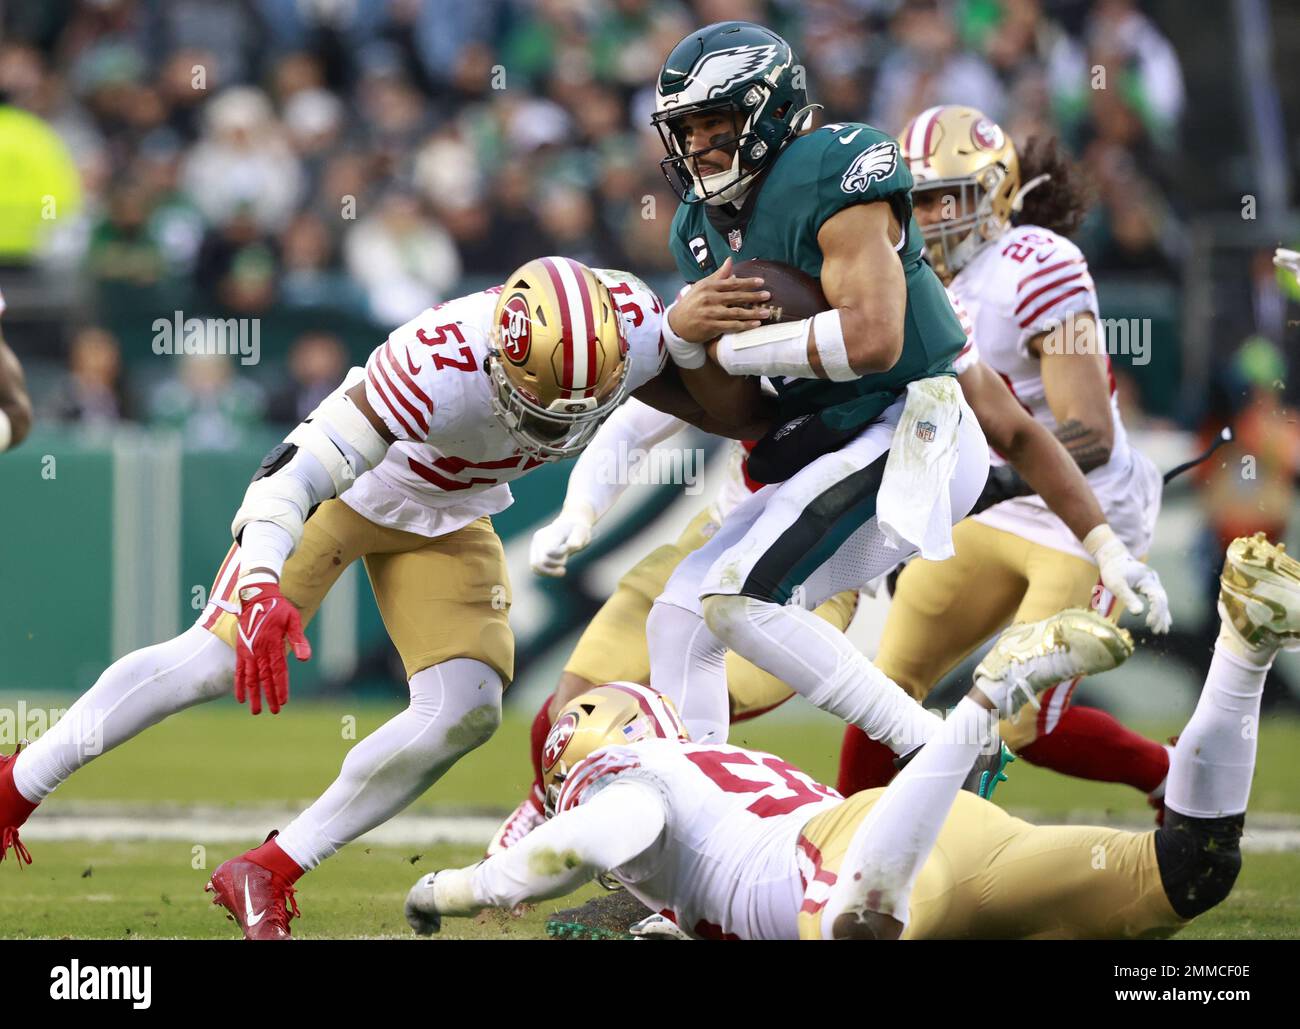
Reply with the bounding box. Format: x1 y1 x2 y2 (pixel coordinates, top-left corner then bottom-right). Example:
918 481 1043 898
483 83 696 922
646 600 730 744
13 624 233 803
823 697 994 935
702 594 943 754
275 658 502 871
1165 627 1272 820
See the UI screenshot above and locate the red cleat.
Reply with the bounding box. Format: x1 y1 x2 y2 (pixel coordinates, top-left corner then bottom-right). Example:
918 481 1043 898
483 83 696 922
205 836 302 940
0 746 38 867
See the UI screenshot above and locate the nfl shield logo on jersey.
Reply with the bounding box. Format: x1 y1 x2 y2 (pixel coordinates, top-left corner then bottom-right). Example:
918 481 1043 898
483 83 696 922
916 420 937 443
728 228 743 252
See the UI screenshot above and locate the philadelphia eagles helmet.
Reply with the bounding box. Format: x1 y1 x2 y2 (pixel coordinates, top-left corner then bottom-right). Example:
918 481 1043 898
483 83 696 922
652 21 815 206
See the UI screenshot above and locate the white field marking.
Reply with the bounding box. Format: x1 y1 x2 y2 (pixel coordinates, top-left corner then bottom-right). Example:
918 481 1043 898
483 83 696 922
19 804 1300 852
22 804 501 848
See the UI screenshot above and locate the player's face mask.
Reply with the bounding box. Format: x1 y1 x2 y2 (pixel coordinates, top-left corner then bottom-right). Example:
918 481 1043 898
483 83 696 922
656 101 761 207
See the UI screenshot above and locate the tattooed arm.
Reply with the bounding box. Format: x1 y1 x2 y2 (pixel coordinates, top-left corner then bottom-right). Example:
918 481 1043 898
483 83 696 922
1030 311 1113 473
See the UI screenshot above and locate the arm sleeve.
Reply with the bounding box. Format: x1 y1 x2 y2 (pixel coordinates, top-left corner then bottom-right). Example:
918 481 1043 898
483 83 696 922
470 781 667 909
561 398 687 522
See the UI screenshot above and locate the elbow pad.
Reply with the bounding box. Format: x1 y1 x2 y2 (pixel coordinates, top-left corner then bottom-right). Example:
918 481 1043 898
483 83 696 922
231 391 390 545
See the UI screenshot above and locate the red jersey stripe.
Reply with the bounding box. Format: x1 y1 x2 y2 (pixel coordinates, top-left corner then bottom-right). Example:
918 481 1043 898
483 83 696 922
1019 285 1092 330
1014 269 1086 316
1016 257 1083 294
383 341 433 409
367 364 419 440
378 346 430 435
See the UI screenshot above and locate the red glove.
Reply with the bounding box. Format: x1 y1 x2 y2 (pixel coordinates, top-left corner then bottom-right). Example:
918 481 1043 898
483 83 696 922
234 575 311 715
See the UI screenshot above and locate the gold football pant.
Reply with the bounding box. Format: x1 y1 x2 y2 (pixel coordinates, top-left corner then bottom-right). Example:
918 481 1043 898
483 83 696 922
203 499 514 683
796 789 1183 940
563 508 859 719
875 518 1111 750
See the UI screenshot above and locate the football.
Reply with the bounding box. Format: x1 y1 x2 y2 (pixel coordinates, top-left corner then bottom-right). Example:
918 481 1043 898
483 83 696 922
732 258 830 323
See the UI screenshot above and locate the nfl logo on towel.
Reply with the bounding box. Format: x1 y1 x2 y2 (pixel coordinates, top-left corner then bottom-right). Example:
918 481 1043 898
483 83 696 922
916 420 937 443
728 228 743 252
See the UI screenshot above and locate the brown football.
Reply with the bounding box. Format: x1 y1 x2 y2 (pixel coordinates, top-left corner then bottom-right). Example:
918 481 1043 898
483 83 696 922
732 259 829 323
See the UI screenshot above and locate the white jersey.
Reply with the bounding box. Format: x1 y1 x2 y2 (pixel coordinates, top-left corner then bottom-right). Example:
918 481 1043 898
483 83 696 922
948 225 1161 560
346 269 667 537
555 738 841 939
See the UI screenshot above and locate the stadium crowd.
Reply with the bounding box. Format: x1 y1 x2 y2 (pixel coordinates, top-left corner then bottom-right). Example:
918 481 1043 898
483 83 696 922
0 0 1188 420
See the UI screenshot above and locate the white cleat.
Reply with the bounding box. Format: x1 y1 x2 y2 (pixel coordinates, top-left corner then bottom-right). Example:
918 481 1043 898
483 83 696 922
486 783 546 856
629 913 692 940
1218 532 1300 652
975 608 1134 717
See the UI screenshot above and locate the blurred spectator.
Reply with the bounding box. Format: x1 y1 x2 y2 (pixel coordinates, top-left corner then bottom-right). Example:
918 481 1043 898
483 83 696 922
181 87 303 232
344 188 460 325
49 326 134 426
148 353 265 448
194 207 280 313
870 0 1007 133
266 331 349 426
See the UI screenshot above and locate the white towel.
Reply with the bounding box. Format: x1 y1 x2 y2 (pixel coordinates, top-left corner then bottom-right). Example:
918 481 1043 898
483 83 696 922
876 375 964 561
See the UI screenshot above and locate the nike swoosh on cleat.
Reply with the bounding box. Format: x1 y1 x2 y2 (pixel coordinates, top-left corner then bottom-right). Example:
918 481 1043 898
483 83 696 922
244 877 266 927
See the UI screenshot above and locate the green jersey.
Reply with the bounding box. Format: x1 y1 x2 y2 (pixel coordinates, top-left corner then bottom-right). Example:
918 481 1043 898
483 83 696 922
669 122 965 429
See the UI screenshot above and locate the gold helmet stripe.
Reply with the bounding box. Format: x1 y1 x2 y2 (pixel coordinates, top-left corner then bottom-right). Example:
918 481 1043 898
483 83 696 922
538 256 600 397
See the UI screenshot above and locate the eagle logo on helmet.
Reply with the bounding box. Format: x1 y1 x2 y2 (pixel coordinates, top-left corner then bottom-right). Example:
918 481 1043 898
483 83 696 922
542 711 579 771
662 43 778 106
499 293 532 365
841 141 898 194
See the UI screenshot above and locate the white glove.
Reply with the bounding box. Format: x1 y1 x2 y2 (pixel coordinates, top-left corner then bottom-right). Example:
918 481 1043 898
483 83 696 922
404 867 474 934
661 299 707 370
530 502 597 577
1084 524 1171 634
1274 247 1300 277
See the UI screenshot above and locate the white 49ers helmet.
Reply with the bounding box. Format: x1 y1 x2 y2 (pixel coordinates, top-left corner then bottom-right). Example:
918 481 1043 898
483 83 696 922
540 682 689 817
488 257 630 460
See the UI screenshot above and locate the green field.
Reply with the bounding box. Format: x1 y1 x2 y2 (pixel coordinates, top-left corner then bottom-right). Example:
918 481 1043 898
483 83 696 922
4 701 1299 940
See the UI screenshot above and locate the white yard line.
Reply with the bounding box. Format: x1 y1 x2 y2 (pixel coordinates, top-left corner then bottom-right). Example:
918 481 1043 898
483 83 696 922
20 805 1300 852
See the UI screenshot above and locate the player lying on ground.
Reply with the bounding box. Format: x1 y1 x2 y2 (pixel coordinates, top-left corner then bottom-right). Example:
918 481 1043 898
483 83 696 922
407 533 1296 939
840 105 1174 812
635 24 1168 787
493 282 1167 851
0 258 772 938
0 288 33 454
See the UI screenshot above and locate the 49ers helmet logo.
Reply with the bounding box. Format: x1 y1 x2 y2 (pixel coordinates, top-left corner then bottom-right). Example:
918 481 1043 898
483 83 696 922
542 711 579 771
970 117 1004 151
499 293 532 364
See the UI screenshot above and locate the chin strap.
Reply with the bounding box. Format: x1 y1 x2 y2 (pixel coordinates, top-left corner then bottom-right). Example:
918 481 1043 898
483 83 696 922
1011 173 1051 214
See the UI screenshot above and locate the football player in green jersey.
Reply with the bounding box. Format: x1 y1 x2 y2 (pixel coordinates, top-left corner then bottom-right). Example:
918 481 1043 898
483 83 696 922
641 22 995 761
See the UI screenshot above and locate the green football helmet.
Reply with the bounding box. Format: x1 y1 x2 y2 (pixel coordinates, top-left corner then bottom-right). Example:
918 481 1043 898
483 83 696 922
652 21 815 206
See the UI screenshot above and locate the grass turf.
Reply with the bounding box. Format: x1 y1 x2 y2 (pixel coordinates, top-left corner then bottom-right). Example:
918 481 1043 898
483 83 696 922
4 701 1299 939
